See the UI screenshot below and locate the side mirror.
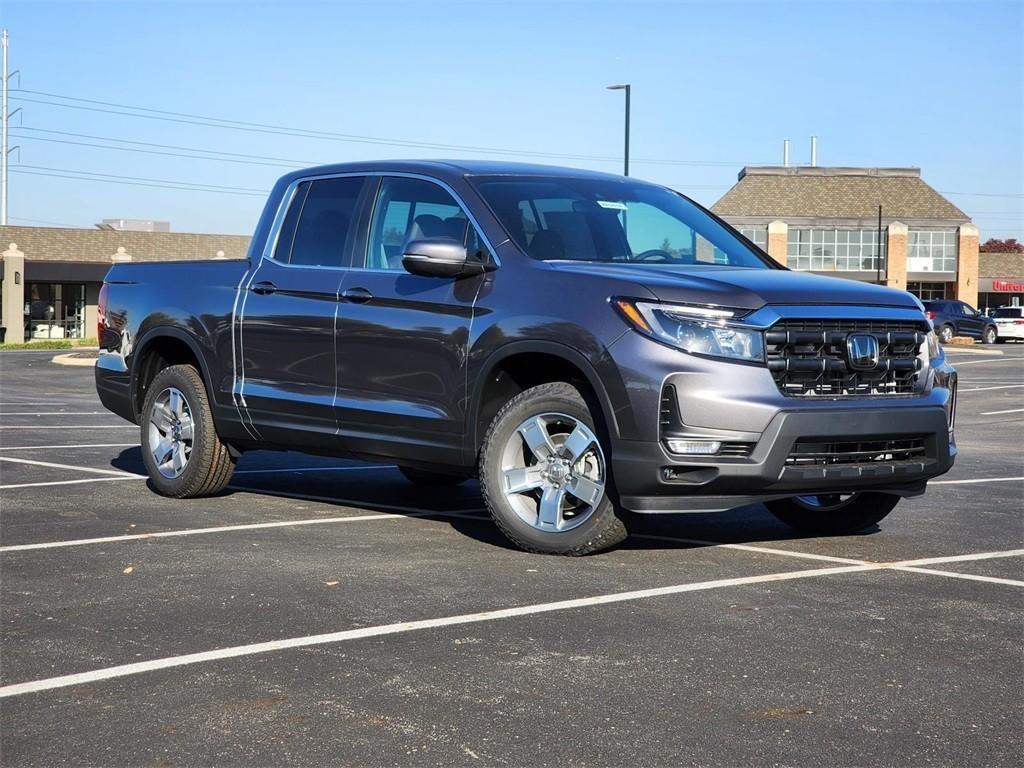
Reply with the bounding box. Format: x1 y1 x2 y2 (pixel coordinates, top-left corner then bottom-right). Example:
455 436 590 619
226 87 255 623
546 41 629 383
402 238 485 279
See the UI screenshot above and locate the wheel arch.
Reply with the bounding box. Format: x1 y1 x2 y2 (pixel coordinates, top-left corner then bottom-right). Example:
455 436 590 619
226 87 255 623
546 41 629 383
130 327 216 421
469 340 624 459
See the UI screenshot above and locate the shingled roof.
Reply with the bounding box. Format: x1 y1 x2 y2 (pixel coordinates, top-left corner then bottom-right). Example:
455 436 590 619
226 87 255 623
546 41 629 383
712 166 969 222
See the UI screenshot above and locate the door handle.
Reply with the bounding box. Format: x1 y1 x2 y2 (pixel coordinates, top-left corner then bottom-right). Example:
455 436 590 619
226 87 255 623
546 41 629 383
341 287 373 304
250 281 277 295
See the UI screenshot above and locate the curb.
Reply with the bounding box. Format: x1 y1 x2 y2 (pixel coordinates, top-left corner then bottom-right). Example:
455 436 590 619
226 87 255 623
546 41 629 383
52 353 98 367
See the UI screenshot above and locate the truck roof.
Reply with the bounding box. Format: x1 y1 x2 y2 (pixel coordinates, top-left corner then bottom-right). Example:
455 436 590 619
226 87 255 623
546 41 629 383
277 159 635 185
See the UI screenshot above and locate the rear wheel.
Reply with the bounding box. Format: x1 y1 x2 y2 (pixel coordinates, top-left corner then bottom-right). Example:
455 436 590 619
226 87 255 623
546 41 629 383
938 324 955 344
141 364 236 498
983 326 997 344
398 466 471 486
479 382 626 555
765 492 900 535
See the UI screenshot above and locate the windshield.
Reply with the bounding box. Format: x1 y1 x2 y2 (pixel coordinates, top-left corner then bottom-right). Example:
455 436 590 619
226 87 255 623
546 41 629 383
993 307 1023 318
471 176 772 268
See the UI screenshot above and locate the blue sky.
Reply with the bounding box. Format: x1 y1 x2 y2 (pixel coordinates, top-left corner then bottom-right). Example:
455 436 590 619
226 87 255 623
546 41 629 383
1 0 1021 239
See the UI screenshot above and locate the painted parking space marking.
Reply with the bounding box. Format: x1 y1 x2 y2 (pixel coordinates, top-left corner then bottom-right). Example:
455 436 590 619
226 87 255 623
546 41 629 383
958 384 1024 393
0 509 486 553
948 357 1024 366
0 425 136 430
0 456 142 477
929 476 1024 485
979 408 1024 416
0 443 138 452
0 476 149 490
232 465 390 476
0 563 877 698
0 411 108 416
895 566 1024 588
2 548 1021 699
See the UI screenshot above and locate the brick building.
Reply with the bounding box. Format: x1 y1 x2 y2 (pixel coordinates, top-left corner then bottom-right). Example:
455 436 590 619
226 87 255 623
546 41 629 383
0 226 250 344
712 166 980 307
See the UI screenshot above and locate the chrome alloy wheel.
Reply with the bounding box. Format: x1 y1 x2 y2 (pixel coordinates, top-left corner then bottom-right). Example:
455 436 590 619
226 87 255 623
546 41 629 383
794 493 859 512
148 386 194 479
499 413 606 533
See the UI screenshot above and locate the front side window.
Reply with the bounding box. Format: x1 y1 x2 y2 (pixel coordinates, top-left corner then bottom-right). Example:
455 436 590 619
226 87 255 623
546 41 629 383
907 230 957 273
274 176 365 267
471 176 770 268
365 177 485 271
787 229 881 272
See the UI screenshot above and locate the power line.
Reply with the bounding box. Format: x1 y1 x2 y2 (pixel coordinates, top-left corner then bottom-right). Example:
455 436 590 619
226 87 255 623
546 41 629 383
10 168 267 197
9 89 758 167
14 164 267 192
941 190 1024 198
8 215 87 228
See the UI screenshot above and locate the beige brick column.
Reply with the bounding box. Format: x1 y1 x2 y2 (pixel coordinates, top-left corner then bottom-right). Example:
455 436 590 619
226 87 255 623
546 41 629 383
1 242 25 344
885 222 908 291
956 224 979 308
767 220 788 266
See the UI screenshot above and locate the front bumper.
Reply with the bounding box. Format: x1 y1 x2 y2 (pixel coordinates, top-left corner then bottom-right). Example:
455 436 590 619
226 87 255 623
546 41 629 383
612 405 955 513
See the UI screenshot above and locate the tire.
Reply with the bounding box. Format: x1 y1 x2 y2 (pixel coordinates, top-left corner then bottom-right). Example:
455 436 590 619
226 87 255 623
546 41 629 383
140 364 236 498
765 492 900 535
938 324 955 344
398 466 471 486
983 326 997 344
478 382 627 555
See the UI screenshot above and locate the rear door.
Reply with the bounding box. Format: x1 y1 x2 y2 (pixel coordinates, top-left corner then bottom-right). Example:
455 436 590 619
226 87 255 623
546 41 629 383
238 175 368 447
957 302 985 338
332 175 489 466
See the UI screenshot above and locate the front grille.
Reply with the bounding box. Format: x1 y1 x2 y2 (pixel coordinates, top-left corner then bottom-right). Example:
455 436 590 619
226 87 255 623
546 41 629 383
765 319 927 397
785 437 927 467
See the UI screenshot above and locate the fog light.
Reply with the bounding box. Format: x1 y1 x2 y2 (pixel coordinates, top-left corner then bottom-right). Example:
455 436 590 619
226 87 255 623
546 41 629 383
664 439 722 455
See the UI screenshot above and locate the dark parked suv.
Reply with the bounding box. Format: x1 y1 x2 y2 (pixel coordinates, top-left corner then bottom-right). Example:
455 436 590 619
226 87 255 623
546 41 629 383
96 161 957 555
923 300 998 344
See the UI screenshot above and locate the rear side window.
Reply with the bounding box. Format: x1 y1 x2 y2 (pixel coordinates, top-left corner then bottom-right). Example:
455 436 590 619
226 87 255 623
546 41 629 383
273 176 365 267
994 307 1023 318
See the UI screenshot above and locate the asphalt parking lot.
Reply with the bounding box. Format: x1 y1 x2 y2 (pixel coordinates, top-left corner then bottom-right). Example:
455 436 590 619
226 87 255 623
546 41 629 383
0 347 1021 767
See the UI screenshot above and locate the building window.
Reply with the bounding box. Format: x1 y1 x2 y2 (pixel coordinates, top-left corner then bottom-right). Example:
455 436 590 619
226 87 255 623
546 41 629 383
787 229 881 272
25 283 87 339
737 226 767 251
907 281 948 301
907 230 957 273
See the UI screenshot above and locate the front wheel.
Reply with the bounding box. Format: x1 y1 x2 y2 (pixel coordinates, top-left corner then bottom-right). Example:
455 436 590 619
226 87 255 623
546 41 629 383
141 364 236 498
983 326 998 344
765 492 900 535
478 382 627 555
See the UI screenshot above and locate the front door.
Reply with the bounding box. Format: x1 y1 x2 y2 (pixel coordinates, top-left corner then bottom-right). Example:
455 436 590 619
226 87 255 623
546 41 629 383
238 175 367 447
333 176 488 465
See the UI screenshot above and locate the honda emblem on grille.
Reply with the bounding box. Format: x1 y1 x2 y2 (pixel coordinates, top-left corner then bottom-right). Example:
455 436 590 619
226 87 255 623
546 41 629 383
846 333 880 370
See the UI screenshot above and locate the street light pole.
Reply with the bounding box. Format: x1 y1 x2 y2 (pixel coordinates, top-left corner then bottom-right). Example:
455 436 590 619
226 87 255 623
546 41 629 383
606 83 631 176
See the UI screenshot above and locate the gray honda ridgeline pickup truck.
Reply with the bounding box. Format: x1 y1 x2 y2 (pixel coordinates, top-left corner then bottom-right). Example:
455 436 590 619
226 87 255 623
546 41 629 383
96 161 957 555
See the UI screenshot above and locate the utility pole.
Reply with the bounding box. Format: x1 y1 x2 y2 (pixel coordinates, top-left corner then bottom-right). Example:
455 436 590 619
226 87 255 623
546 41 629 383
606 84 631 176
1 28 8 226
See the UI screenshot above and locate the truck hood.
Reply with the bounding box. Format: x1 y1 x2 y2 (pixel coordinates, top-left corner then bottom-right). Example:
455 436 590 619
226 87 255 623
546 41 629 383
545 262 921 311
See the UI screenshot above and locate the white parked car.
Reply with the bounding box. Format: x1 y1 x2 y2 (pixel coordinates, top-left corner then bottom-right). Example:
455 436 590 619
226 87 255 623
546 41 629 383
992 306 1024 342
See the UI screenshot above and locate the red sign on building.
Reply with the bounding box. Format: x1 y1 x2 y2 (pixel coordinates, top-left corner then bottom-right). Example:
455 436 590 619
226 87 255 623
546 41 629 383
993 279 1024 292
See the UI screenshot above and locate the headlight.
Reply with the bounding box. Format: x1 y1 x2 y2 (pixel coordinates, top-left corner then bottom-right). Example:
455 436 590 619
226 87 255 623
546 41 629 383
613 299 764 362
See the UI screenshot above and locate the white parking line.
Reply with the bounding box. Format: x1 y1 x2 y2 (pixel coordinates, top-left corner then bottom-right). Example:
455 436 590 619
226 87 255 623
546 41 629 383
0 563 877 698
0 456 141 477
0 509 486 553
979 408 1024 416
0 475 148 490
233 465 390 475
3 548 1021 699
948 357 1023 366
0 443 137 451
895 566 1024 588
929 476 1024 485
958 384 1024 392
631 533 866 565
0 425 136 430
0 412 107 416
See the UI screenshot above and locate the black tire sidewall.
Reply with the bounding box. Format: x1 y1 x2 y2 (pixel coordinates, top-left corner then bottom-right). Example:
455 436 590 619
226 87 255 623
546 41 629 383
766 492 900 535
479 382 625 555
140 365 215 497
